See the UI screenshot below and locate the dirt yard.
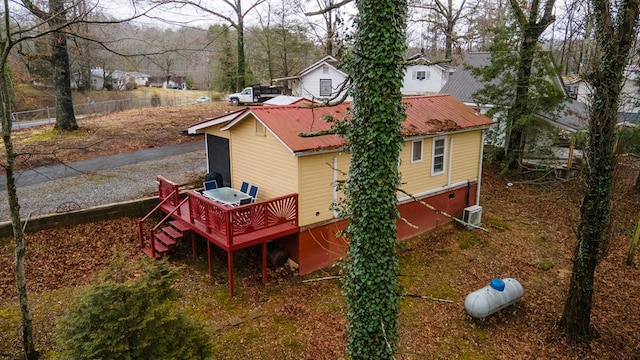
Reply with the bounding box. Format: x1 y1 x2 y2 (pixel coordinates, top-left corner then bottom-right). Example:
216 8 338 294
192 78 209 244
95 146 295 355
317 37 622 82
1 101 640 359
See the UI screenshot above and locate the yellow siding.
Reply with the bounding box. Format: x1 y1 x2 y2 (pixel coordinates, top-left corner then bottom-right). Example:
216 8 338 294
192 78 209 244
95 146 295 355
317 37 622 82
449 131 482 183
224 115 482 224
298 152 350 226
229 116 298 201
399 130 483 197
204 126 230 139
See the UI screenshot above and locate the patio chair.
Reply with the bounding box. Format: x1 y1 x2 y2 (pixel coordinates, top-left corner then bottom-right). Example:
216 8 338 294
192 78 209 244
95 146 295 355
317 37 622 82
203 180 218 190
248 185 259 202
238 197 252 206
240 181 250 194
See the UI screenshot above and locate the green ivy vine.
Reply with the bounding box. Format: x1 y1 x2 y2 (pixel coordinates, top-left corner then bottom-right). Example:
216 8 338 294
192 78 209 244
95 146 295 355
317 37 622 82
339 1 408 359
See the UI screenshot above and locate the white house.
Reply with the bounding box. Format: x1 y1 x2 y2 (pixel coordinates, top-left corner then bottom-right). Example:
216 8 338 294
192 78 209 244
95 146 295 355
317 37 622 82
111 70 151 90
71 68 109 90
71 68 151 90
401 52 451 95
563 66 640 115
440 52 589 166
272 55 349 101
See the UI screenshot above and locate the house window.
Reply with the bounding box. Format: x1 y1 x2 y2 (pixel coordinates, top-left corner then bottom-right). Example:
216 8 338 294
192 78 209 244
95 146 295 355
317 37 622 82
322 65 330 74
432 137 446 175
411 139 423 163
255 119 265 136
320 79 332 97
412 71 430 81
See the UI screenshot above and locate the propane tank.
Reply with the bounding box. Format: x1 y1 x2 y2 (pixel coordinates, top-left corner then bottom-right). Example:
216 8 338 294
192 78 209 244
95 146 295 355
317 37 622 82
464 278 523 319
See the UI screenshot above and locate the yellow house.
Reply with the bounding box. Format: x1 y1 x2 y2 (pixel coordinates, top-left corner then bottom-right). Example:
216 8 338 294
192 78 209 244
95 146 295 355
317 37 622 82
188 95 494 274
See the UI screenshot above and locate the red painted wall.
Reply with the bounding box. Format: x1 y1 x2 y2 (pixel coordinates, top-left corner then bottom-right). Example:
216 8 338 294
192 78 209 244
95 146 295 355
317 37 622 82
276 182 478 275
397 182 478 240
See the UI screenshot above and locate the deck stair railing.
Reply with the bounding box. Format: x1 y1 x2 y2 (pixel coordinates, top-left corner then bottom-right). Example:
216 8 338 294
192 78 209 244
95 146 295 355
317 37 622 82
138 176 190 258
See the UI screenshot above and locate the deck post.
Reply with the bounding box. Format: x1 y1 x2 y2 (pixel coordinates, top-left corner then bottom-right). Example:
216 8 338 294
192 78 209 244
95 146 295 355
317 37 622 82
192 232 197 257
262 242 268 285
207 241 213 277
228 251 234 297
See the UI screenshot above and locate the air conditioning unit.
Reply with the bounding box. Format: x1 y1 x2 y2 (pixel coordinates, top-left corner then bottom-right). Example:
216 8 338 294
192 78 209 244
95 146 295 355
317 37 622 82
463 205 483 229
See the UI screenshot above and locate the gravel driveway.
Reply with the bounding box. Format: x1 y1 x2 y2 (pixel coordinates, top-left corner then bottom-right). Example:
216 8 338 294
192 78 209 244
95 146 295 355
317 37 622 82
0 150 207 223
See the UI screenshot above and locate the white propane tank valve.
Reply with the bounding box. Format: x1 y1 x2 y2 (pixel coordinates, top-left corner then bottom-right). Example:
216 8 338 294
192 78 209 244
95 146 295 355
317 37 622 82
464 278 523 319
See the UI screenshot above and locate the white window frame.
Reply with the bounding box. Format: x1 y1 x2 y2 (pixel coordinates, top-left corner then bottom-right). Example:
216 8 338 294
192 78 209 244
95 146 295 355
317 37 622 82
320 79 332 97
431 136 446 175
412 70 430 81
411 139 423 163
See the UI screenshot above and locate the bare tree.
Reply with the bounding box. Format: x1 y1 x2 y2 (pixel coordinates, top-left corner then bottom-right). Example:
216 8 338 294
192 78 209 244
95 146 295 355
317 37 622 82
152 0 266 91
464 0 509 52
553 0 594 75
248 0 321 82
303 0 349 56
0 1 92 355
21 0 83 131
411 0 478 60
1 3 165 357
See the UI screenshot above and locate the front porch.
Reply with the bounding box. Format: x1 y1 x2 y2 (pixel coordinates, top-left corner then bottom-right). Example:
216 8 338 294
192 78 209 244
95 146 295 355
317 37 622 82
138 176 300 296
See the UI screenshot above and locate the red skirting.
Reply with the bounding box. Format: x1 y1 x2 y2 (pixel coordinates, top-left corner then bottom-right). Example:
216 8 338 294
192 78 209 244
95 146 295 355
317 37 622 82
277 182 478 275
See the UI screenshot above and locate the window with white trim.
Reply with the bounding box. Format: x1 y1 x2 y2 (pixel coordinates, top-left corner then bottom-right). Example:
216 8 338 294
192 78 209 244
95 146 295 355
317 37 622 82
432 137 446 174
412 70 430 81
411 140 423 163
320 79 332 97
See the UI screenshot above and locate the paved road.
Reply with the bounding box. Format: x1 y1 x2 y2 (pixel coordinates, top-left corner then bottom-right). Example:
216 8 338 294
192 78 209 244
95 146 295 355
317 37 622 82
0 142 207 222
0 141 202 188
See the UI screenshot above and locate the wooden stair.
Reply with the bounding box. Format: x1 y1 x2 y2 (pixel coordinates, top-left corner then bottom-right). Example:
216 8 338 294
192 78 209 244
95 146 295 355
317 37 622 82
141 219 191 259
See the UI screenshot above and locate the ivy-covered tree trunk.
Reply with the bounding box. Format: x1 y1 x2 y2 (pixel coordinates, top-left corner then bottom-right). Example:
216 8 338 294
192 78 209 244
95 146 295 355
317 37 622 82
342 1 407 359
0 66 38 359
503 0 555 169
560 0 640 342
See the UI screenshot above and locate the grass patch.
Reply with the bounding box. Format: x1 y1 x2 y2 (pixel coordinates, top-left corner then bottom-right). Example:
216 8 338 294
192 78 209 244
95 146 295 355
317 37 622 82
485 214 510 231
538 260 555 271
457 230 485 250
0 304 20 355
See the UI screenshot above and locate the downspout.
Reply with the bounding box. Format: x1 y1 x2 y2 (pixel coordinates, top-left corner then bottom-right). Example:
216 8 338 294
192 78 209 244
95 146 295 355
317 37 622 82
447 138 453 186
476 130 485 206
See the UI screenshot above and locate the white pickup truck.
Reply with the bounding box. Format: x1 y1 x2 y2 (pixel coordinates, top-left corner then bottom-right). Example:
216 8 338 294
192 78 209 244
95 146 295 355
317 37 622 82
228 84 283 106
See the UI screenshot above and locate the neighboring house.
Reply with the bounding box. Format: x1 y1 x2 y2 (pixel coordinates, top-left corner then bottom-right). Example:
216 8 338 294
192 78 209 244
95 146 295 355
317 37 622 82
440 52 588 164
187 95 494 274
149 76 187 90
272 53 452 100
563 66 640 114
72 68 152 90
272 55 349 101
111 70 151 90
71 68 109 90
401 52 451 95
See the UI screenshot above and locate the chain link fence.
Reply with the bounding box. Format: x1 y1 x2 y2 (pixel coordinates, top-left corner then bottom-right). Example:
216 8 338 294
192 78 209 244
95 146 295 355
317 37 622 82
10 93 197 128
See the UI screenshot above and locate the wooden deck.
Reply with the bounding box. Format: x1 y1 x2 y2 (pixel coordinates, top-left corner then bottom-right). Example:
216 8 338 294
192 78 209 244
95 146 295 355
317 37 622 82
139 176 299 296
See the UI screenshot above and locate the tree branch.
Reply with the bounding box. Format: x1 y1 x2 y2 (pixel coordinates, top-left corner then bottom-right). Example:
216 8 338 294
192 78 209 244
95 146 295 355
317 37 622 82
304 0 355 16
399 293 454 303
396 188 489 232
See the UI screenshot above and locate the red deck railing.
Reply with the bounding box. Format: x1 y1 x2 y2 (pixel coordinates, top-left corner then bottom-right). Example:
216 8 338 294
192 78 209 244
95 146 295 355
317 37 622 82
185 190 299 250
141 176 300 296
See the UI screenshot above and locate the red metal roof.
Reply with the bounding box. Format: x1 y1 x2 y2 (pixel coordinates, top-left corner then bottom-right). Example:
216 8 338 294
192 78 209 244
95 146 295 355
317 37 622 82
222 94 494 154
